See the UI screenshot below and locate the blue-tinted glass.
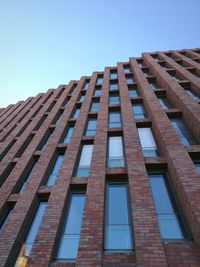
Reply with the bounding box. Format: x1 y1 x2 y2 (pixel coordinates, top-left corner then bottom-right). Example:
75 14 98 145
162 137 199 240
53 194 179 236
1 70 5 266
149 174 174 214
76 167 90 177
94 89 101 96
46 155 64 186
132 104 145 119
85 119 96 136
73 108 80 119
109 83 118 90
41 133 52 151
195 163 200 173
143 148 158 157
149 83 157 90
83 81 89 89
109 112 121 128
129 89 138 97
79 95 85 102
90 102 99 112
63 127 74 144
159 98 169 109
96 77 103 84
24 202 47 256
19 161 37 193
110 73 118 79
0 206 13 231
106 225 132 250
105 184 133 250
109 96 120 105
57 235 79 259
158 214 184 239
124 66 130 73
126 77 134 84
171 118 195 146
57 194 85 259
149 174 184 240
108 185 129 224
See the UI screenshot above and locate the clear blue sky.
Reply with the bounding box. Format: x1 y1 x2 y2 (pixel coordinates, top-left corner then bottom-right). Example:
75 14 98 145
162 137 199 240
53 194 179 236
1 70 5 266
0 0 200 108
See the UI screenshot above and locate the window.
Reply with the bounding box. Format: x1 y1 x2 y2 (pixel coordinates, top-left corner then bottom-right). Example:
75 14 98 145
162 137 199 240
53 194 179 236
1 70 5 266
94 88 101 97
63 127 74 144
182 86 199 100
79 94 85 102
19 160 38 193
170 73 181 82
85 119 97 136
109 81 119 91
0 205 14 231
90 102 100 112
126 76 134 84
54 112 62 125
109 95 120 105
149 173 189 239
143 69 150 77
96 76 103 85
124 65 131 73
137 61 144 68
195 162 200 173
158 98 169 110
148 82 158 90
15 201 47 266
132 103 145 119
108 111 122 128
82 80 90 90
72 108 81 119
105 183 133 250
76 145 93 177
110 72 118 79
46 155 64 186
138 127 158 157
41 132 52 151
57 193 85 260
171 118 195 146
107 136 125 167
129 88 138 97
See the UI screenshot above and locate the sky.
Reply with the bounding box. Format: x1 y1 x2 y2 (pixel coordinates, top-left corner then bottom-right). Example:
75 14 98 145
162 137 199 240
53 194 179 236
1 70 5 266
0 0 200 108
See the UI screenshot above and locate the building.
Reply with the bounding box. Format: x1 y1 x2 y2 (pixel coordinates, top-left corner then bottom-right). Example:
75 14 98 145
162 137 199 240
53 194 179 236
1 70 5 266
0 48 200 267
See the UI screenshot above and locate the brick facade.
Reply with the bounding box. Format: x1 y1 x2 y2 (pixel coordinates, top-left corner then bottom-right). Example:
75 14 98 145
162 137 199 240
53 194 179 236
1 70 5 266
0 48 200 267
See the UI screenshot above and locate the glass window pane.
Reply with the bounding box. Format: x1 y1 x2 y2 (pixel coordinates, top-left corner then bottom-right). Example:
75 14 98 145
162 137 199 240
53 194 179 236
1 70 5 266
171 118 195 146
109 112 121 128
57 235 79 259
195 163 200 173
159 98 168 109
105 183 133 250
63 127 74 144
24 202 47 255
109 83 118 90
0 206 14 230
57 194 85 259
94 89 101 96
149 174 174 214
73 108 80 118
109 96 120 105
106 225 132 250
132 104 145 119
108 136 124 167
90 102 99 112
108 185 129 224
76 145 93 177
110 73 118 79
46 155 64 186
79 145 93 166
158 214 184 239
129 89 137 97
138 128 157 148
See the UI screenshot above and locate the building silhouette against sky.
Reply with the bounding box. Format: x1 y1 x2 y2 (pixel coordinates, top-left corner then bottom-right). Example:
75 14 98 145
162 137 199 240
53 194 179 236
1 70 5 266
0 48 200 267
